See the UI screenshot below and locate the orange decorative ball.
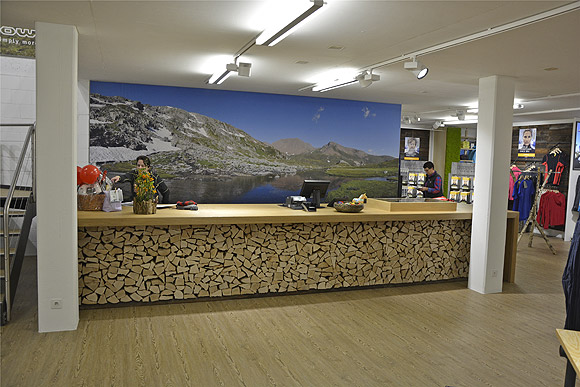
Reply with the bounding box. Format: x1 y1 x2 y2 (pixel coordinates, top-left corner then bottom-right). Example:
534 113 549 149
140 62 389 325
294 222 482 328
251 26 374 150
80 165 101 185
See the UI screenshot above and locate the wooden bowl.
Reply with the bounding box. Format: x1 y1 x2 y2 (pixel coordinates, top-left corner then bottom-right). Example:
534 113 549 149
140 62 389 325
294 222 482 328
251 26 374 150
333 202 364 213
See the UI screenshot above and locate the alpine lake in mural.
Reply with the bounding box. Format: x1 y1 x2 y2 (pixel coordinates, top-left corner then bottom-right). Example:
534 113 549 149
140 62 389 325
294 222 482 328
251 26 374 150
90 82 401 204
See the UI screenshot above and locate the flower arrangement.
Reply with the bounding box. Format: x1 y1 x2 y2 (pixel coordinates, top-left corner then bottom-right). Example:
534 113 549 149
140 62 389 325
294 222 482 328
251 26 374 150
134 168 157 202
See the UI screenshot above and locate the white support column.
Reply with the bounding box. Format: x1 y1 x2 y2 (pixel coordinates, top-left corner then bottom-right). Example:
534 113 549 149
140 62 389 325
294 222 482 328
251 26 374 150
35 22 79 332
469 75 515 294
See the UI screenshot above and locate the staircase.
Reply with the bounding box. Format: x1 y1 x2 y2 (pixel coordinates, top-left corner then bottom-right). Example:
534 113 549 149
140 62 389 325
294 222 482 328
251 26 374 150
1 123 36 325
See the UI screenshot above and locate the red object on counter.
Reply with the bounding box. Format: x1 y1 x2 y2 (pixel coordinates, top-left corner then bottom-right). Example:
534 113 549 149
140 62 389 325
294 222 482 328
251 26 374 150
80 165 101 185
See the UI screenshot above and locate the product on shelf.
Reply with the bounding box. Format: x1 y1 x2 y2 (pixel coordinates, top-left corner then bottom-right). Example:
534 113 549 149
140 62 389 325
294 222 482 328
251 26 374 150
451 176 460 190
460 191 473 204
449 191 461 202
408 173 417 185
461 177 472 191
417 173 426 187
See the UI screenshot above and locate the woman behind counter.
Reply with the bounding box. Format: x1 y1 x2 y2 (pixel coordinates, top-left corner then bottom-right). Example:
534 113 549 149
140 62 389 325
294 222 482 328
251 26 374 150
111 155 171 204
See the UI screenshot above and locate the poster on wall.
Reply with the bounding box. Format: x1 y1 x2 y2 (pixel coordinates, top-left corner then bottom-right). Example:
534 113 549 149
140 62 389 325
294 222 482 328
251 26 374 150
89 81 402 203
517 128 536 158
0 26 35 58
574 121 580 170
403 137 420 160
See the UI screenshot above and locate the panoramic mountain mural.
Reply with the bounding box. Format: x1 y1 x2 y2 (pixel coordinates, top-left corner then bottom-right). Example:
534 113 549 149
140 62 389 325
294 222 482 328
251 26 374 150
89 81 402 203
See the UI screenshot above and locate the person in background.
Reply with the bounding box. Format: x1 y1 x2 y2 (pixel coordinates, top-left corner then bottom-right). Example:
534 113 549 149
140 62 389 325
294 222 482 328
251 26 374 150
111 155 170 203
419 161 443 198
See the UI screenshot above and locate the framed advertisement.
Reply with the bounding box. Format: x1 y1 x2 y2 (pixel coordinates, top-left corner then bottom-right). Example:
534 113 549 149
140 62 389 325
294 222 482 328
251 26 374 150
403 137 420 160
517 128 536 158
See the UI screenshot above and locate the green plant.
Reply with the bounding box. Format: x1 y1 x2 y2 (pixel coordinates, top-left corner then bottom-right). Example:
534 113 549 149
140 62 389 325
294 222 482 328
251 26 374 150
444 127 461 196
134 169 157 202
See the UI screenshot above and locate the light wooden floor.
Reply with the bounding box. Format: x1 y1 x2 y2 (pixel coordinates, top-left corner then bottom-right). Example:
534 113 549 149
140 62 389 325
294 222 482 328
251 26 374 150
0 234 574 386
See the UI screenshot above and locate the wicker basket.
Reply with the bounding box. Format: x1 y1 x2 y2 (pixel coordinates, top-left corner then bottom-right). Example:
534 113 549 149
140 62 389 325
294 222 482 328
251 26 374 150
78 193 105 211
333 202 364 213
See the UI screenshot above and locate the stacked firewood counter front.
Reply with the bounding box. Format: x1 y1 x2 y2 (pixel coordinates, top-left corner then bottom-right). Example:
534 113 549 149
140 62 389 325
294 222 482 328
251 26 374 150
77 199 518 306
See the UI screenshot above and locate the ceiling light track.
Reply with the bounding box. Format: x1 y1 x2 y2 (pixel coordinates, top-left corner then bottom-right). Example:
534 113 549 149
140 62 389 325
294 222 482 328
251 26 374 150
208 1 327 85
514 107 580 116
256 0 325 46
361 1 580 73
305 1 580 92
520 92 580 102
309 69 381 92
312 79 358 92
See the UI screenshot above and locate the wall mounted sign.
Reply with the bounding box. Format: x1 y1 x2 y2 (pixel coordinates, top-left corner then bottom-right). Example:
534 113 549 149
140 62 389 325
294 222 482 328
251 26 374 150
0 25 35 58
403 137 420 160
517 128 536 158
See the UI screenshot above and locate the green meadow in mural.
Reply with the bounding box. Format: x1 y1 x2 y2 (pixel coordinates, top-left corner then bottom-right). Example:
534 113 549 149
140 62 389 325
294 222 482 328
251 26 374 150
89 81 402 203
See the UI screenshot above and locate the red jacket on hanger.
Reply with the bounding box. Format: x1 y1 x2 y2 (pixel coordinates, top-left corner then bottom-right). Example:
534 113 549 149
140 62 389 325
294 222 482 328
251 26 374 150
538 191 566 229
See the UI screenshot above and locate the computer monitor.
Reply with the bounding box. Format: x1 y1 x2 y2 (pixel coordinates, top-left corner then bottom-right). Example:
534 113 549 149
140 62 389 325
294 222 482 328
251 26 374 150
299 180 330 208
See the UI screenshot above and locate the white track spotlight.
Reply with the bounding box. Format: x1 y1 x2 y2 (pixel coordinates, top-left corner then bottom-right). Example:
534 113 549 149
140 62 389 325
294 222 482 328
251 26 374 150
433 120 444 129
404 57 429 79
356 70 380 88
207 62 252 85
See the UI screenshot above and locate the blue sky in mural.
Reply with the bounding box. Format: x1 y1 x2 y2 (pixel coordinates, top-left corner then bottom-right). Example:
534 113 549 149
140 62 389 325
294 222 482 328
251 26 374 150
91 81 401 156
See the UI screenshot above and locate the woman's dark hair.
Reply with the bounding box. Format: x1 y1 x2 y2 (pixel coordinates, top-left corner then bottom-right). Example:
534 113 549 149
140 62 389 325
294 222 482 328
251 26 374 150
136 155 151 167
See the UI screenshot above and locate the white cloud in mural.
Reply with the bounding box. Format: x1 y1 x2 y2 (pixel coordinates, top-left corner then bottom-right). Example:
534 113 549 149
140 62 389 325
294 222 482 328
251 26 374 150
362 107 376 119
312 106 325 123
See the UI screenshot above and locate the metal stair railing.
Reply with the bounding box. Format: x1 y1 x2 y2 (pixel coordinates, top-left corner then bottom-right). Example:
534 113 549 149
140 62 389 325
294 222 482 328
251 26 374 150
2 123 36 323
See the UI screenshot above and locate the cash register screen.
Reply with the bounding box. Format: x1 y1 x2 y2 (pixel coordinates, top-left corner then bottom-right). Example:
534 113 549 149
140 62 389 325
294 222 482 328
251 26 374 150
299 180 330 208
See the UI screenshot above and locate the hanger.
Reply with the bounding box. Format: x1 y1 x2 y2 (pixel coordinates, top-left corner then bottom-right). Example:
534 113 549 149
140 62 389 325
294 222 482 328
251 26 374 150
523 162 537 172
549 143 562 155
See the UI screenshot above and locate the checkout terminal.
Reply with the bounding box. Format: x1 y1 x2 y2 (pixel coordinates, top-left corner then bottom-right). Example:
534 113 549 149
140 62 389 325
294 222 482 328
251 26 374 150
285 180 330 211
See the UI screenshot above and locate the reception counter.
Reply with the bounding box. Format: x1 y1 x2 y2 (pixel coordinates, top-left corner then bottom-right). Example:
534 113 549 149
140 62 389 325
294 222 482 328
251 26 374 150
77 199 518 305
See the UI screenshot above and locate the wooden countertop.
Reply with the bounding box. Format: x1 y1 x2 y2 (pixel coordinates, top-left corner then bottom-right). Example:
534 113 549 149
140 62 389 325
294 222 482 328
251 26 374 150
78 199 518 227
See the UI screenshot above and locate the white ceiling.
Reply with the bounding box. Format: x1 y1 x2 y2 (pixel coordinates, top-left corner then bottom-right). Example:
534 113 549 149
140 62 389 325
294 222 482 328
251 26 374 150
2 0 580 129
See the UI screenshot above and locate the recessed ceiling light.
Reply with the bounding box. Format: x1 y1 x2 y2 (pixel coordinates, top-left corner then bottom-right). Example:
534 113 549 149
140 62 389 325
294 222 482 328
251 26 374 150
295 60 309 65
328 45 344 50
544 67 559 71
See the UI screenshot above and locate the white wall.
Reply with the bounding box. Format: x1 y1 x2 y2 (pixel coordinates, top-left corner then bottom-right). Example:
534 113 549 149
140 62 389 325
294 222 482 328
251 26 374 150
1 56 90 255
0 56 36 186
1 56 90 178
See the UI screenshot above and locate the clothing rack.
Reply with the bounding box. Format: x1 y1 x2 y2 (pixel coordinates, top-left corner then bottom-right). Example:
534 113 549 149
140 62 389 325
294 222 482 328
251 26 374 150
517 168 557 254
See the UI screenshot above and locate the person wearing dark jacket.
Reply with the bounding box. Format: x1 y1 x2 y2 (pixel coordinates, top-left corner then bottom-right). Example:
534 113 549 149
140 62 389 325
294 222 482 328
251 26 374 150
573 175 580 211
111 155 170 204
419 161 443 198
562 217 580 385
